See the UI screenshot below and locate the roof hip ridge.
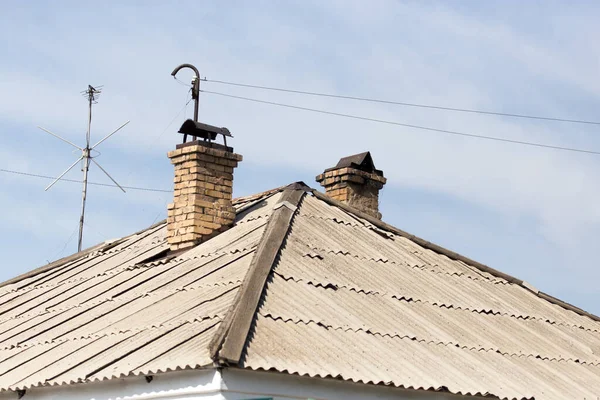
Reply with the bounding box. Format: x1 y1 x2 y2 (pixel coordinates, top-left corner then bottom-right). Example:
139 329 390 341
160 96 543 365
209 183 310 363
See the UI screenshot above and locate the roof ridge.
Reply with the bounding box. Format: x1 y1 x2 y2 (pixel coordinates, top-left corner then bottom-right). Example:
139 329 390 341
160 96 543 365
209 183 310 364
310 189 600 324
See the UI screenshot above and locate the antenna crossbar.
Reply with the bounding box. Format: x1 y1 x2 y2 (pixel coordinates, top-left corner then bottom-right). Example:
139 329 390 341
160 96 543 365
40 84 127 253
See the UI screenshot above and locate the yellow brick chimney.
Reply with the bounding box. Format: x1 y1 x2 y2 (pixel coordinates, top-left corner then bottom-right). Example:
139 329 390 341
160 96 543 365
316 151 386 219
167 141 242 251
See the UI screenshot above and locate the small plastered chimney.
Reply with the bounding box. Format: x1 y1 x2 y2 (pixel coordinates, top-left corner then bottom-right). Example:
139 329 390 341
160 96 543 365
316 151 386 219
167 120 242 251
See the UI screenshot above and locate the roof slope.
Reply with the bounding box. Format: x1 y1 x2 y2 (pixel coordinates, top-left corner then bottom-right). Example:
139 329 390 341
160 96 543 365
216 189 600 400
1 185 599 399
0 190 282 391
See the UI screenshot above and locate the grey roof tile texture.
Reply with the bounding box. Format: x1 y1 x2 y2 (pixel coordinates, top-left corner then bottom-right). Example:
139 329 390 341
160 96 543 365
2 186 600 400
0 191 282 391
240 194 600 400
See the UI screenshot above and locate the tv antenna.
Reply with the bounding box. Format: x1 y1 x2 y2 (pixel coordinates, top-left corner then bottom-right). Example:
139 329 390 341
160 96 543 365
38 85 129 252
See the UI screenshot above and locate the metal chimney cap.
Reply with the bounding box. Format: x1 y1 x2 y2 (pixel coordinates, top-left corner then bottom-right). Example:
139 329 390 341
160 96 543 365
177 119 232 141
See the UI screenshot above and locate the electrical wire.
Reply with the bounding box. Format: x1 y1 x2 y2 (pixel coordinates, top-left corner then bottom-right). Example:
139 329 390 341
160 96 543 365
155 94 192 142
202 78 600 126
150 198 171 226
174 76 192 87
83 221 109 242
0 168 172 193
49 224 79 262
2 167 172 260
201 90 600 156
118 92 192 188
125 94 192 174
11 87 190 261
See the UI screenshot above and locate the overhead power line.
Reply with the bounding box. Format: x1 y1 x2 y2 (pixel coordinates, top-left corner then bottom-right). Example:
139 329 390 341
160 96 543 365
49 223 79 262
121 91 192 186
0 168 172 193
202 78 600 126
9 95 192 196
201 90 600 156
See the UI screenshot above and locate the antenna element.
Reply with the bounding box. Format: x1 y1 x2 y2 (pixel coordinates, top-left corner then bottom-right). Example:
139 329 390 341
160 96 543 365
38 85 129 253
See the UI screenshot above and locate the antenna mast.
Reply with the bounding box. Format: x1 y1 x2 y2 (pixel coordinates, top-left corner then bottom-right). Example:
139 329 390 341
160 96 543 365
38 85 130 253
78 85 97 252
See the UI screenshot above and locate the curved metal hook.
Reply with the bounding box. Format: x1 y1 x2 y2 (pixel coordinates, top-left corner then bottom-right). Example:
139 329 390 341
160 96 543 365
171 64 200 125
171 63 200 79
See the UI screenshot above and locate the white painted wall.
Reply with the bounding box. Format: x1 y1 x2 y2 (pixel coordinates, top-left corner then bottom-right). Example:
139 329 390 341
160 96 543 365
0 369 225 400
0 368 484 400
221 369 484 400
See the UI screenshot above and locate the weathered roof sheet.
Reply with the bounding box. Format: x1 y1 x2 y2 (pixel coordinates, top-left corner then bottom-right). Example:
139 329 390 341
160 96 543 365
2 185 599 399
237 193 600 400
0 190 282 391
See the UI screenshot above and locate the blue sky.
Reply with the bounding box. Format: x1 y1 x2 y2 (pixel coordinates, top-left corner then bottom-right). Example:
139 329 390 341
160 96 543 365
1 1 599 314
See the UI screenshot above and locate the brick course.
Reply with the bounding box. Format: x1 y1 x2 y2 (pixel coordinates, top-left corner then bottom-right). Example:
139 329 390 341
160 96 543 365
316 166 386 219
167 142 242 251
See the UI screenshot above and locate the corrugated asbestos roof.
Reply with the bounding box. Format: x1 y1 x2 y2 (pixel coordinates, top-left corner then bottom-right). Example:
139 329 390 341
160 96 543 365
2 184 599 399
237 193 600 400
0 190 282 392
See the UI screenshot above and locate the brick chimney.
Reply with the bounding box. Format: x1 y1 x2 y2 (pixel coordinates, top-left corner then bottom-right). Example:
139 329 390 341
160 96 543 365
316 152 386 219
167 139 242 251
